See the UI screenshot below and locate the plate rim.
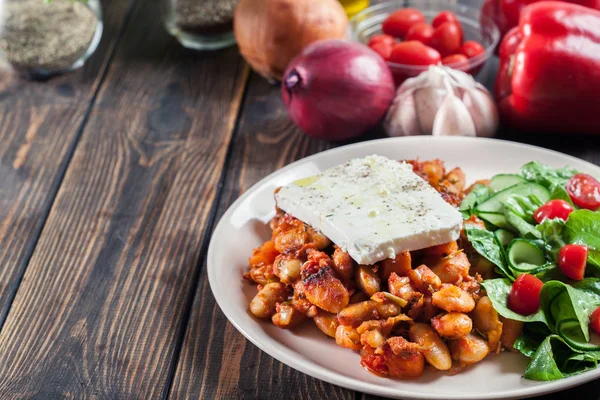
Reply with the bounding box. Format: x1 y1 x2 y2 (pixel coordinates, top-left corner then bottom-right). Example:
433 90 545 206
207 136 600 400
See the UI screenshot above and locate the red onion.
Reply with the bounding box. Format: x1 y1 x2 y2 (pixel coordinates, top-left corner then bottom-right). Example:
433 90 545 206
281 40 395 141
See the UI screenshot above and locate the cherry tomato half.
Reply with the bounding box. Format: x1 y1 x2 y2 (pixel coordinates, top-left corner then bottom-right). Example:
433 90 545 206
382 8 426 38
590 307 600 334
369 41 393 60
430 22 462 57
432 11 459 28
508 274 543 315
389 41 441 66
566 173 600 210
368 34 396 47
461 40 485 59
441 54 469 67
533 199 574 224
405 22 434 45
558 244 588 281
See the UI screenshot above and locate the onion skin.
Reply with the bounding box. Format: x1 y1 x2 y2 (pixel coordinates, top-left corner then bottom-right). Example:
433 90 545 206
234 0 348 82
282 40 395 141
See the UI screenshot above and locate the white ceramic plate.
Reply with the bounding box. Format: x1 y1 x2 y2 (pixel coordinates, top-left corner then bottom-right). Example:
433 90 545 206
207 137 600 400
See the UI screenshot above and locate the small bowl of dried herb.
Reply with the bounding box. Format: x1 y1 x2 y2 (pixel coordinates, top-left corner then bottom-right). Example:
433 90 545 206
163 0 238 51
0 0 103 79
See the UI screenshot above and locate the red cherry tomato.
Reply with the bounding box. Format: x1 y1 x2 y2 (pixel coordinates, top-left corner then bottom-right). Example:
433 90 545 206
405 22 434 45
430 22 462 57
382 8 426 38
368 34 396 47
432 11 463 43
533 200 574 224
590 307 600 334
558 244 588 281
441 54 469 67
566 173 600 210
389 41 441 66
461 40 485 59
508 274 543 315
432 11 459 28
369 41 393 60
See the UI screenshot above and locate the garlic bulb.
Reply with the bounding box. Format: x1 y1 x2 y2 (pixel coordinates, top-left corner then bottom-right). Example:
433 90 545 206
384 66 498 137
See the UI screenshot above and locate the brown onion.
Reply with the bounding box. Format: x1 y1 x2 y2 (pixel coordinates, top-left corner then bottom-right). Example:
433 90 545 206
282 40 395 141
234 0 348 81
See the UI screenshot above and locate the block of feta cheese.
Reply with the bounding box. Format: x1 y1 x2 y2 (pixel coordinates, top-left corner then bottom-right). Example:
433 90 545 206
275 155 463 265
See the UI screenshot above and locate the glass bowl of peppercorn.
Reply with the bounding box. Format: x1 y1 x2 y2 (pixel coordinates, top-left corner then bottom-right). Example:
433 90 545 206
0 0 103 79
163 0 238 50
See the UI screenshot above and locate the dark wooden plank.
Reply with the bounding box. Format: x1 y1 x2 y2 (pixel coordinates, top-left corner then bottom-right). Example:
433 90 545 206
169 74 370 400
0 0 249 398
0 0 132 325
498 130 600 167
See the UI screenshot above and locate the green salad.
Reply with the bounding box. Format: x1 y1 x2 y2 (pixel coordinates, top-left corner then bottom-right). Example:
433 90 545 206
460 161 600 381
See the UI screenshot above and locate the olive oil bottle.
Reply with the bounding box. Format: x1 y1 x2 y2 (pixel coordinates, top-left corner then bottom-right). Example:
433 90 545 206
339 0 369 17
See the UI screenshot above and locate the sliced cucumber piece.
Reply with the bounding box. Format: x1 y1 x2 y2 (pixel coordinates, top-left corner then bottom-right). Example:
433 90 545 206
558 319 600 351
476 182 551 214
460 184 490 217
478 212 513 230
489 174 526 193
495 229 515 247
507 239 546 273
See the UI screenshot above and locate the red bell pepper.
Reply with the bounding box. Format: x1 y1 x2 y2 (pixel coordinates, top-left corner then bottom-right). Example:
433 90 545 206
495 2 600 133
481 0 600 39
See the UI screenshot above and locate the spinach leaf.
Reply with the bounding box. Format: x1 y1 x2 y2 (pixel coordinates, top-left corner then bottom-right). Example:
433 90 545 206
465 226 512 279
504 194 543 224
502 194 546 239
519 161 578 191
514 333 544 357
523 335 567 380
523 335 598 380
482 279 548 324
541 279 600 343
567 350 600 363
536 218 566 262
460 184 490 219
535 267 567 283
550 186 576 207
564 210 600 268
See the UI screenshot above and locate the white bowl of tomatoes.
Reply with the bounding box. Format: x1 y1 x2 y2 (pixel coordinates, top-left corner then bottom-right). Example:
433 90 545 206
349 0 500 85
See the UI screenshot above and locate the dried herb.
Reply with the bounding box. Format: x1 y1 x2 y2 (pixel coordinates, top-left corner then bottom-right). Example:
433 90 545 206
173 0 238 35
0 0 98 74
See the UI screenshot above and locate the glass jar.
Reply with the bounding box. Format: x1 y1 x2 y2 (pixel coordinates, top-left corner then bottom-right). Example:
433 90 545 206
163 0 238 51
0 0 103 79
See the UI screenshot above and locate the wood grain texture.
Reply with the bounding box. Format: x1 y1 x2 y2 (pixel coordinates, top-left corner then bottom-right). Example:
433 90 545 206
0 0 132 326
0 0 248 398
498 131 600 167
168 74 385 400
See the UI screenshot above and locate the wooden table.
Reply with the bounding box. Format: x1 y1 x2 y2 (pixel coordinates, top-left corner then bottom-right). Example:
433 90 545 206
1 1 599 398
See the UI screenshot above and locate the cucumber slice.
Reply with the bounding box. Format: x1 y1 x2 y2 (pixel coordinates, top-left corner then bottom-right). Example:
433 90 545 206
558 319 600 351
476 182 551 214
507 239 546 273
478 212 513 230
489 174 526 193
495 229 515 247
460 184 490 217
